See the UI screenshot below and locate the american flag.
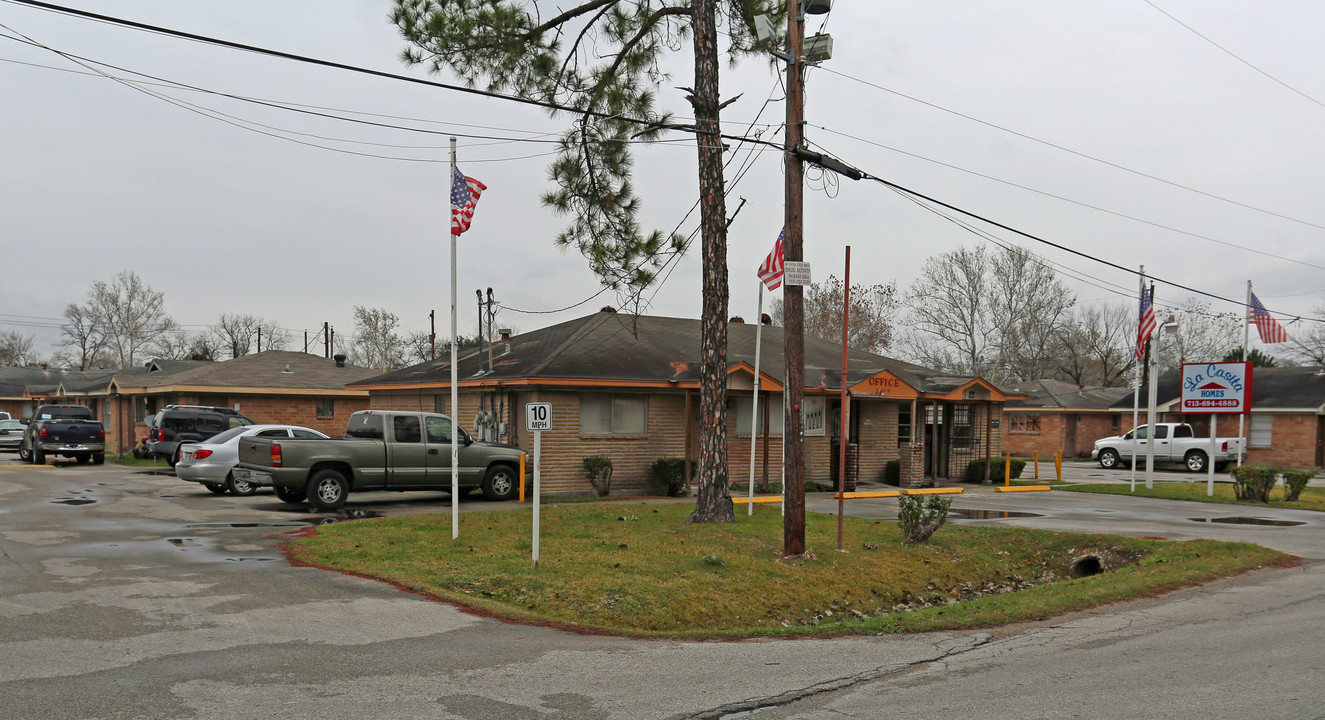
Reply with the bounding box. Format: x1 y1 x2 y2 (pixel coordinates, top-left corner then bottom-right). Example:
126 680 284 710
450 166 486 236
1136 282 1156 362
1250 292 1289 344
757 228 785 291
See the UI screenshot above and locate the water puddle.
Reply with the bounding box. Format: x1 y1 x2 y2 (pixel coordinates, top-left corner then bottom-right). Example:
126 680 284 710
186 522 308 529
135 470 175 476
948 509 1042 520
166 538 202 547
51 498 96 506
1189 517 1304 527
224 557 277 562
313 509 384 524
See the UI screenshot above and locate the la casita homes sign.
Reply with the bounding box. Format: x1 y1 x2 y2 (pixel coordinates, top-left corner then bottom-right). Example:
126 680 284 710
1180 362 1253 414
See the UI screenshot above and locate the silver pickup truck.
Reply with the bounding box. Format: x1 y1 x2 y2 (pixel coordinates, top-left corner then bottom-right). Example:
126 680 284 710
232 410 525 510
1091 422 1243 473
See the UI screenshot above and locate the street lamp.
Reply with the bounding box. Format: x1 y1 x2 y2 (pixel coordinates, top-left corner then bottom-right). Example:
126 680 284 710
1144 317 1180 489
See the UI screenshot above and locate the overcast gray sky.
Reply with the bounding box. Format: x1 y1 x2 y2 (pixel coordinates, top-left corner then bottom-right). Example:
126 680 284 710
4 0 1324 363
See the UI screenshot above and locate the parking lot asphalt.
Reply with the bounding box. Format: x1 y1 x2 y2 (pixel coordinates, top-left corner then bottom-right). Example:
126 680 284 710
1 456 1321 719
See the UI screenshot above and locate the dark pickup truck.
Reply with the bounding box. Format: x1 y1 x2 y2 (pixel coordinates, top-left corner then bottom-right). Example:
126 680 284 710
20 404 106 464
232 410 526 511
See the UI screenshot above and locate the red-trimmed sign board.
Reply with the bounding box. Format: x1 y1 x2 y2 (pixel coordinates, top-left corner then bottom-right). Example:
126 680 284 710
1180 362 1252 414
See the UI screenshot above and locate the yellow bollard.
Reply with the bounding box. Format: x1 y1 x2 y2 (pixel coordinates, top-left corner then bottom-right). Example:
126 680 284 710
1004 452 1011 486
1034 451 1040 479
519 452 527 502
1055 451 1063 483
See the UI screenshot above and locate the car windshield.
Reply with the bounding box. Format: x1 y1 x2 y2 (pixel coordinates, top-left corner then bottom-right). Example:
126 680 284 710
207 426 251 445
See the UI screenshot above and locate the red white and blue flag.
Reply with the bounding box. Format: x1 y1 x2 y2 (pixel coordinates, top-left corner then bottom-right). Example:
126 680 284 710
451 167 486 236
1250 292 1289 344
1136 282 1156 362
757 228 785 291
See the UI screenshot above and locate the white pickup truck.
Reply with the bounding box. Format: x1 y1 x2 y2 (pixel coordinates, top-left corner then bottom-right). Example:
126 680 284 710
1091 422 1243 473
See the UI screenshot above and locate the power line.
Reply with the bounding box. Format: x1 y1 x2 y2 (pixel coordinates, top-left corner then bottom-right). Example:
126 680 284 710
817 65 1325 234
2 0 783 154
805 126 1325 273
1143 0 1325 111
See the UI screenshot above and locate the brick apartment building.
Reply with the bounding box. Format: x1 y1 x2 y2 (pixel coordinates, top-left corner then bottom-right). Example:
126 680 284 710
352 310 1020 496
1002 379 1132 459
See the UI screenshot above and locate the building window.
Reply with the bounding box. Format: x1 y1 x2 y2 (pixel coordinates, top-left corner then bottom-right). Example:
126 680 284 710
952 404 974 450
580 394 647 435
316 399 335 418
434 394 447 414
1249 415 1273 447
898 404 911 444
1111 415 1120 430
734 396 785 436
1010 413 1042 433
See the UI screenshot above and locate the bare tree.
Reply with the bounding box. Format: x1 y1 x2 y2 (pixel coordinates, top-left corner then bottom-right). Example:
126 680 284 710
1054 303 1136 387
1286 302 1325 366
1162 298 1242 369
150 329 220 361
902 245 993 375
988 246 1075 382
81 271 178 368
772 275 899 354
348 306 406 370
57 302 112 369
901 244 1076 384
0 329 39 366
211 314 292 358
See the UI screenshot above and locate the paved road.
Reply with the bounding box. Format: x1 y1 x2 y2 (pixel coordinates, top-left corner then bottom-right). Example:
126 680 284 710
1 459 1321 719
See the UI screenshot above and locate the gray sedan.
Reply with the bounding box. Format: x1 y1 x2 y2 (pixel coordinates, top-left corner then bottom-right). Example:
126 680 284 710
0 419 26 451
176 424 328 495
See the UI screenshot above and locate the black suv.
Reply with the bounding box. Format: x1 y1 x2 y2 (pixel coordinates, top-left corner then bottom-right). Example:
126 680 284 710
149 405 255 466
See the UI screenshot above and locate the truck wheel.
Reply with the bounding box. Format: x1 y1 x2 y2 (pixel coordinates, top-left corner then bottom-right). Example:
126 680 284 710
1098 449 1120 469
1185 451 1208 473
18 442 32 462
204 483 228 494
226 472 257 497
168 448 181 468
274 485 307 504
33 446 46 464
92 453 105 465
481 465 518 501
307 470 349 511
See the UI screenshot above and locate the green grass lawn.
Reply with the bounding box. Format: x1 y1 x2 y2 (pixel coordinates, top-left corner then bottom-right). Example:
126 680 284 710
1056 482 1325 511
287 503 1287 639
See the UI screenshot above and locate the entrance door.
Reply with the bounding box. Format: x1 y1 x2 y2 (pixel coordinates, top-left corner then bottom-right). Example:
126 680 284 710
1064 415 1078 457
1316 417 1324 468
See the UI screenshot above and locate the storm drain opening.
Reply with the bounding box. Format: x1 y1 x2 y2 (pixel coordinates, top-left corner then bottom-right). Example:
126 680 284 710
1189 517 1304 527
1070 555 1104 579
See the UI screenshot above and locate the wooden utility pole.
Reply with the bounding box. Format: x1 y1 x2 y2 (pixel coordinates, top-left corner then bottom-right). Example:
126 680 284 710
783 1 807 555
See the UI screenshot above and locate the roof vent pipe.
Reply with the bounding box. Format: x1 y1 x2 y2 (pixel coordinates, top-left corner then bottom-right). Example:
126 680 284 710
334 354 347 368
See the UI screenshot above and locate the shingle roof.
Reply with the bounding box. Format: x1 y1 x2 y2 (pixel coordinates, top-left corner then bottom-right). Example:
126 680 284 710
1006 379 1132 410
112 350 378 392
353 310 1010 396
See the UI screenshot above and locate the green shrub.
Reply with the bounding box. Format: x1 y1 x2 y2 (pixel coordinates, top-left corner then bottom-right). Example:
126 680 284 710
649 458 695 497
1230 465 1278 503
1278 469 1314 502
583 456 614 497
897 494 951 543
879 459 901 487
964 457 1026 483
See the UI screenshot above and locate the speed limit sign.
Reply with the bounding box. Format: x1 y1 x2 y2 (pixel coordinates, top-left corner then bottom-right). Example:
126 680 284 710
526 402 552 431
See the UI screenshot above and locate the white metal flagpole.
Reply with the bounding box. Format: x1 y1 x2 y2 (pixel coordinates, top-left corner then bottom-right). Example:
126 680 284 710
1131 266 1143 492
1237 280 1251 466
450 137 460 540
748 283 763 515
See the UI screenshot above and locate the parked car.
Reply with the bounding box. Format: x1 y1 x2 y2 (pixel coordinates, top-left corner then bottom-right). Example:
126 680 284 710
232 410 526 510
1092 422 1244 472
20 404 105 464
176 424 329 495
148 405 255 466
0 419 26 451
